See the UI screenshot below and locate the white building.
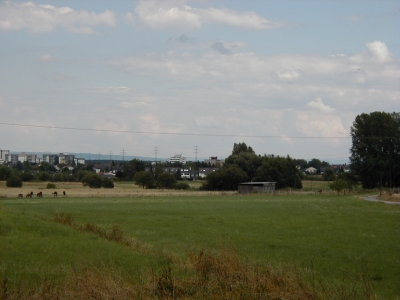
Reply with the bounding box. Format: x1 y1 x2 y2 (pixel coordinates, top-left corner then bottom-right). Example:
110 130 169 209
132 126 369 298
169 154 186 164
203 156 224 167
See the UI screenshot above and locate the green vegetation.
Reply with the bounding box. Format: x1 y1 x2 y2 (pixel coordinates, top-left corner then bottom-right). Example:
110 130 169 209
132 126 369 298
350 111 400 188
1 193 398 299
46 182 56 189
81 173 103 188
5 175 22 187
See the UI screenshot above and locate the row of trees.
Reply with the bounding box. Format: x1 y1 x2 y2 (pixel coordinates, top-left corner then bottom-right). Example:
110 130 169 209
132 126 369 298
201 143 302 191
133 171 190 190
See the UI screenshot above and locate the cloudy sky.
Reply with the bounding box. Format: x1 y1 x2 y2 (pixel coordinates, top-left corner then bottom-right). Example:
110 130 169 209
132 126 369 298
0 0 399 162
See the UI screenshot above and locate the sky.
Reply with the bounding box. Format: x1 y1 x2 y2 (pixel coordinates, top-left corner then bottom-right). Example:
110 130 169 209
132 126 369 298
0 0 399 163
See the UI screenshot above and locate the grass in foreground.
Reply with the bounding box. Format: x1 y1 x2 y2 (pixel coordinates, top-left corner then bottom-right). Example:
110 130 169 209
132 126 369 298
1 193 398 299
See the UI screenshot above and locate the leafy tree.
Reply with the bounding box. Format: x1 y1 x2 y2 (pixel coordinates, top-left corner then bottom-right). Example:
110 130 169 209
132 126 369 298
19 172 34 182
35 171 51 181
224 151 262 180
6 175 23 187
81 173 103 188
201 165 249 191
102 178 115 188
337 172 359 191
157 173 177 189
322 168 336 181
253 156 302 189
350 111 400 188
134 171 156 189
122 159 146 180
0 165 12 180
231 142 255 155
329 179 348 196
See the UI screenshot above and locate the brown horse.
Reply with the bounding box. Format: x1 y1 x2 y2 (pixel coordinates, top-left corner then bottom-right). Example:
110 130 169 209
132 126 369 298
52 191 58 198
63 191 66 197
18 194 23 198
317 190 322 194
37 191 43 198
26 191 33 198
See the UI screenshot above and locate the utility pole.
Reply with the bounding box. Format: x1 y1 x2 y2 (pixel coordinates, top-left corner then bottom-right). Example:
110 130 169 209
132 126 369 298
109 150 112 163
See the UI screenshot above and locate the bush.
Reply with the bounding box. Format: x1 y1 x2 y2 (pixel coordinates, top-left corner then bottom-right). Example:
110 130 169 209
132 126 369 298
175 182 190 190
6 175 23 187
102 178 115 188
47 183 56 189
81 173 103 188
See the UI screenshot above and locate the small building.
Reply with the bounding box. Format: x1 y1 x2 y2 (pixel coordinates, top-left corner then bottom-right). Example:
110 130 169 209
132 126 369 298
238 182 276 194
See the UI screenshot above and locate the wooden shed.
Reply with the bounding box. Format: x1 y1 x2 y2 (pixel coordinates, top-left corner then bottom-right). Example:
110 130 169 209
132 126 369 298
238 182 276 194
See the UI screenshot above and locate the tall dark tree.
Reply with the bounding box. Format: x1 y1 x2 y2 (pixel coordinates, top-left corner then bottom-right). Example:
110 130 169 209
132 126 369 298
350 111 400 188
201 165 249 191
231 142 255 155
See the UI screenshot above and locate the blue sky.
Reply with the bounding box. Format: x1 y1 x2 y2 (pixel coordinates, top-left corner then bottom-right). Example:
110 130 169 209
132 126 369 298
0 0 399 162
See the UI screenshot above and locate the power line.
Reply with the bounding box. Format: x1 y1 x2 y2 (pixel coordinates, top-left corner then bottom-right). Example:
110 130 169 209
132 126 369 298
0 122 353 139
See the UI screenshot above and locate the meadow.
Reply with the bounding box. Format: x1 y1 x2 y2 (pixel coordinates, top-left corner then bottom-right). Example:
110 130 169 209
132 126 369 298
1 181 399 299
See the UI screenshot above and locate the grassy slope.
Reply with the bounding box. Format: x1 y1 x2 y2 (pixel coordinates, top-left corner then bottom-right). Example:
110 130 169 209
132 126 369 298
1 194 399 298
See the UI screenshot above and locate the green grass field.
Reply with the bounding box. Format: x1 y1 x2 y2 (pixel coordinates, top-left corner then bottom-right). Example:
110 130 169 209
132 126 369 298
1 192 399 299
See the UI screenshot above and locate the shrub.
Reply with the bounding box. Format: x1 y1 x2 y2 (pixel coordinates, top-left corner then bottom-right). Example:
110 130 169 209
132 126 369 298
175 182 190 190
81 173 103 188
46 183 56 189
157 173 177 189
6 175 23 187
102 178 115 189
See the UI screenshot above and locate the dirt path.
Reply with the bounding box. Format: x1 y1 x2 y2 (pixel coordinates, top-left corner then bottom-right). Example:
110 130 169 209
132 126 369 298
362 195 400 205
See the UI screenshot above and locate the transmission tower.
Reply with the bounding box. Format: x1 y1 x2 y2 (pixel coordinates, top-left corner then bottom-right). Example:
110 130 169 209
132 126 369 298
153 146 159 163
194 145 199 161
121 149 126 161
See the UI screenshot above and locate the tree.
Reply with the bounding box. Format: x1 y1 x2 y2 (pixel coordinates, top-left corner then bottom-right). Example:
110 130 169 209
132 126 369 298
253 156 302 189
133 171 156 189
6 175 23 187
329 179 348 196
231 142 255 155
201 165 249 191
157 173 177 189
350 112 400 188
0 165 12 181
322 168 336 181
81 173 103 188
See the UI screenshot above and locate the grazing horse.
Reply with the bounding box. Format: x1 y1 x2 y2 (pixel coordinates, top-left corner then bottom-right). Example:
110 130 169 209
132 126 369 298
317 190 322 194
37 191 43 198
26 191 33 198
52 191 58 198
18 194 23 198
63 191 66 197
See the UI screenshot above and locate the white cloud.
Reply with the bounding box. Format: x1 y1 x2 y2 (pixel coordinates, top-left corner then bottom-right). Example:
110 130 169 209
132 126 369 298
88 86 130 94
38 54 54 62
349 41 392 64
0 1 116 33
307 98 335 113
131 0 289 30
296 113 347 139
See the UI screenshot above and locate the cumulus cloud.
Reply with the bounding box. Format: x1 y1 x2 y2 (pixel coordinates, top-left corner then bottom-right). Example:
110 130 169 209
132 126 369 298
307 98 335 113
0 1 116 33
349 41 392 64
131 0 289 30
